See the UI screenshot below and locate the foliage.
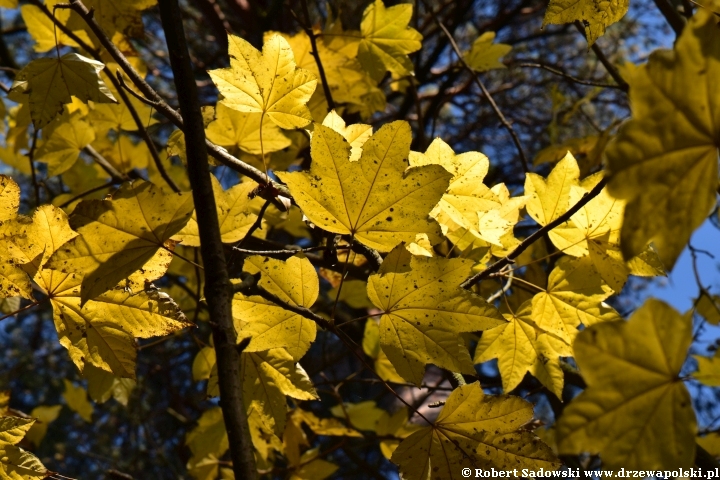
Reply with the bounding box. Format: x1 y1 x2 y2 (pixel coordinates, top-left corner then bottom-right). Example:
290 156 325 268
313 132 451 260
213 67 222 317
0 0 717 478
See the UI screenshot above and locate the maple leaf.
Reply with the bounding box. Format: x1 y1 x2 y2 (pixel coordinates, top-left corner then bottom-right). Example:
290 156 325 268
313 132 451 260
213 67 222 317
320 110 373 162
35 112 95 177
362 318 406 383
0 416 48 479
0 173 20 224
93 134 152 173
525 151 580 226
550 173 664 291
25 405 62 447
174 175 258 246
21 2 91 53
475 300 572 398
66 0 157 37
391 382 559 479
557 299 696 469
47 180 194 304
357 0 422 80
205 102 290 156
35 264 189 377
279 121 451 252
206 348 317 440
375 407 423 460
543 0 629 46
62 379 93 423
693 350 720 387
531 256 620 343
605 9 720 269
232 255 318 360
367 246 504 385
89 91 158 132
208 34 317 130
283 30 385 118
9 53 116 129
83 364 136 405
464 32 512 72
409 138 524 249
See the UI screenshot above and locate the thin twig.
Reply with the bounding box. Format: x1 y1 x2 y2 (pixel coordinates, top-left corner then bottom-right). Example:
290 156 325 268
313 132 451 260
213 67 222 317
431 10 530 173
112 76 180 193
462 176 608 288
574 22 629 92
298 0 335 110
514 62 625 89
58 180 117 208
83 145 127 181
486 267 513 303
28 129 41 205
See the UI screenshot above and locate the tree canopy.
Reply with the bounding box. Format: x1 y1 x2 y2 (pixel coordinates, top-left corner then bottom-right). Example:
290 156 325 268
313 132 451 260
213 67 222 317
1 0 719 479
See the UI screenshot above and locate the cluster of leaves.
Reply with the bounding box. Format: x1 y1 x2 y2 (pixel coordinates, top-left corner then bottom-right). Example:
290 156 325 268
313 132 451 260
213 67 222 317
0 0 719 478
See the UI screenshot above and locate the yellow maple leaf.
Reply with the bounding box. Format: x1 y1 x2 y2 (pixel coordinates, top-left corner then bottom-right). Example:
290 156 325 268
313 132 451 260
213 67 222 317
475 300 572 398
376 407 423 460
66 0 157 37
62 379 93 423
283 30 385 118
0 173 21 224
543 0 629 46
174 175 257 246
605 9 720 269
186 407 228 465
557 299 696 469
206 348 318 440
367 246 504 385
9 53 117 128
25 405 62 447
46 180 194 304
330 401 385 432
320 110 372 162
524 151 579 226
0 416 48 479
36 111 95 177
37 267 189 377
205 102 290 157
357 0 422 80
531 256 620 343
464 32 512 72
362 318 405 383
279 121 450 252
209 34 317 130
391 382 559 479
1 204 78 299
410 138 522 248
232 255 318 360
89 90 158 132
93 134 153 172
550 174 664 291
693 350 720 387
83 364 136 405
21 1 92 53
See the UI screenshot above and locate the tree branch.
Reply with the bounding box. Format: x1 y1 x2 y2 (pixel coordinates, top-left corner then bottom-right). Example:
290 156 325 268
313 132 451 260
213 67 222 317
574 22 629 92
652 0 686 36
514 61 626 89
461 177 608 289
157 1 257 478
429 7 530 173
298 0 335 111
